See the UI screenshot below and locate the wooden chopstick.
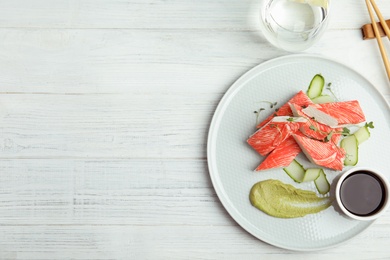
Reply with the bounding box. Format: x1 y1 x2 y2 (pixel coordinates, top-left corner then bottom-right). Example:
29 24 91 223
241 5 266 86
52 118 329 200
369 0 390 40
365 0 390 80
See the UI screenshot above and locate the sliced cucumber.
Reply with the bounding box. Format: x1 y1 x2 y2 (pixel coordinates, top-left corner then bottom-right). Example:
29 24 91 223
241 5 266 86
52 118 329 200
314 169 330 194
353 126 370 145
283 159 305 183
340 135 358 166
307 74 325 99
302 168 321 182
312 95 334 104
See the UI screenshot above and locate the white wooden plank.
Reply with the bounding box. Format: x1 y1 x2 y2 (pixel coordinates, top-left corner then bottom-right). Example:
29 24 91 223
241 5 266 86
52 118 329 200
1 93 386 159
0 28 389 95
0 159 234 226
0 1 389 258
0 0 387 30
0 224 390 259
0 158 389 232
0 28 279 94
0 158 389 257
0 0 251 29
0 93 219 158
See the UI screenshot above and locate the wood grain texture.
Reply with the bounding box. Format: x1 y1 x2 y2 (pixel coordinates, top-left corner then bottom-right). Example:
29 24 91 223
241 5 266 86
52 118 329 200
0 0 388 30
0 158 390 258
0 29 388 95
0 28 279 94
0 93 218 158
0 93 387 159
0 159 231 225
1 225 390 259
0 0 390 258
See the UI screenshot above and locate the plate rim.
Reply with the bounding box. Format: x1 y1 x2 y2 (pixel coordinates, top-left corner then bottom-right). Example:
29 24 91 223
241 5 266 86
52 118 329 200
207 53 390 251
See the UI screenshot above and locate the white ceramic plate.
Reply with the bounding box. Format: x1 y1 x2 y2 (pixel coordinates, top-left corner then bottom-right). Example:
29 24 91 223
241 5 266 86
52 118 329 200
207 54 390 251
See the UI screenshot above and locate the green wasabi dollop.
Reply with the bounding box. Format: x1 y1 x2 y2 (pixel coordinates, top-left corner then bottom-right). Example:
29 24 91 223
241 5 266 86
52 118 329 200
250 179 332 218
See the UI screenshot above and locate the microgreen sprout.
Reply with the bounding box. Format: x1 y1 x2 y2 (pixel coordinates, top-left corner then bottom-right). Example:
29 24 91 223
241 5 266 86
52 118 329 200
254 108 266 126
324 131 334 142
254 108 266 114
341 127 350 136
365 121 374 129
326 82 339 101
269 124 282 135
258 101 278 109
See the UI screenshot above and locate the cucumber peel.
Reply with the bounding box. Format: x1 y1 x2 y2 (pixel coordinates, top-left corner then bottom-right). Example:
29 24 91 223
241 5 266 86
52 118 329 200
284 160 330 194
339 125 371 166
307 74 325 99
314 169 330 194
283 159 305 183
353 126 370 145
302 168 321 182
340 135 359 166
312 95 334 104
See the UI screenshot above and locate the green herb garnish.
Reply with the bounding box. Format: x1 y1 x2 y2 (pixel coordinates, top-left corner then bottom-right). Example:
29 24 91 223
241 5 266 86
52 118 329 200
326 82 339 101
258 101 278 109
324 131 334 142
341 127 351 136
365 121 374 129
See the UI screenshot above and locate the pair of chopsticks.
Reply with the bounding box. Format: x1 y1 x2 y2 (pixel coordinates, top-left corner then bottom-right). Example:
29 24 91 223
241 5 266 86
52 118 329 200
365 0 390 80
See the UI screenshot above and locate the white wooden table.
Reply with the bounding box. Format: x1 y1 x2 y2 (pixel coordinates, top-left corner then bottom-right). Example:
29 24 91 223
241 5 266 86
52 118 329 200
0 1 390 259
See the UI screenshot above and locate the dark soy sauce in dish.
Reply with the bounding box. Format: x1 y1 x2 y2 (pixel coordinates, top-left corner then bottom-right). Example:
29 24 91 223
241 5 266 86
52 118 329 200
340 171 387 216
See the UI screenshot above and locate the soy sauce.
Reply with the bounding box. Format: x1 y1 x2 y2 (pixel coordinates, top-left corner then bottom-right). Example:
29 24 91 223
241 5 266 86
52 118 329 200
340 171 387 216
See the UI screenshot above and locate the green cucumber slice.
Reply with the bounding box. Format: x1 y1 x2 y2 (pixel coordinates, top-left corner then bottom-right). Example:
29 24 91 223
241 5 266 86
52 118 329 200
302 168 321 182
312 95 334 104
307 74 325 99
283 159 305 183
340 135 358 166
314 169 330 194
353 126 370 145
